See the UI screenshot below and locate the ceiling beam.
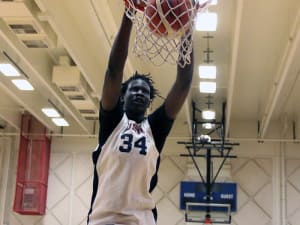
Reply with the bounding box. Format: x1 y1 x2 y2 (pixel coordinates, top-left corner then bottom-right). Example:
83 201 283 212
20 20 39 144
0 75 55 131
259 7 300 138
0 107 20 132
0 20 94 134
89 0 134 80
34 0 111 96
225 0 244 137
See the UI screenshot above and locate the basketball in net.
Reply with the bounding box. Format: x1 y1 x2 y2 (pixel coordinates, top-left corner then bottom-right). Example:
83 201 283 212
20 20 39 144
124 0 212 67
145 0 194 37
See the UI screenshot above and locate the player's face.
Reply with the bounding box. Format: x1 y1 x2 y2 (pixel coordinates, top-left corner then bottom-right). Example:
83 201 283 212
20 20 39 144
123 79 151 115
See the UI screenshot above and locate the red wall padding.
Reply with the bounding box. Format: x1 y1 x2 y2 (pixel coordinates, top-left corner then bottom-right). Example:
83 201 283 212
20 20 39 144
13 114 51 215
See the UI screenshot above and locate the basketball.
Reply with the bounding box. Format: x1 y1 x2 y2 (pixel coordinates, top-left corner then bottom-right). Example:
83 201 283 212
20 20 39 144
124 0 146 12
145 0 193 37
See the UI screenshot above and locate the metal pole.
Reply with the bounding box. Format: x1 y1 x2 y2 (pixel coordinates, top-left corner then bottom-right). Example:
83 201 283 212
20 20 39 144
206 148 212 217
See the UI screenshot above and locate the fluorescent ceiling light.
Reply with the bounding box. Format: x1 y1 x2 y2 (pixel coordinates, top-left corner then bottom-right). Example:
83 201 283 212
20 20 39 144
196 12 218 31
199 65 216 79
202 110 216 120
52 118 69 127
0 63 21 77
199 81 216 93
202 123 214 129
11 79 34 91
42 108 60 118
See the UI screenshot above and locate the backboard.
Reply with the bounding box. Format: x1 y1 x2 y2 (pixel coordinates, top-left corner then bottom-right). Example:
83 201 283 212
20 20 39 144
185 202 231 224
180 181 236 224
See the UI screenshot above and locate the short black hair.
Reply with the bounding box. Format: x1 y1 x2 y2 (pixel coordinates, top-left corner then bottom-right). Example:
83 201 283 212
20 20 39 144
121 71 158 100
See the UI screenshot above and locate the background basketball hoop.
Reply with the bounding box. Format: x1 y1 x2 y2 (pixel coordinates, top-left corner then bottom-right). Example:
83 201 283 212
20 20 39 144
203 215 212 224
124 0 212 67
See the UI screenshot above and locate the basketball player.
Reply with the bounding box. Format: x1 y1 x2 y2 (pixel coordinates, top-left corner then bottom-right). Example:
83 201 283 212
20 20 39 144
87 7 194 225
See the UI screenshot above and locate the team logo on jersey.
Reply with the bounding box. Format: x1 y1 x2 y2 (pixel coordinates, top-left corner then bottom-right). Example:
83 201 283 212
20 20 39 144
124 122 144 134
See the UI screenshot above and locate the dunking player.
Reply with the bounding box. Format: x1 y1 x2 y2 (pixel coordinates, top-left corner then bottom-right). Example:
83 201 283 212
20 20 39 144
87 4 194 225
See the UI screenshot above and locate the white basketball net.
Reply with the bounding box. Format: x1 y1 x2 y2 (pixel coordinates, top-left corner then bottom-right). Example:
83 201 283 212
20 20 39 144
125 0 211 68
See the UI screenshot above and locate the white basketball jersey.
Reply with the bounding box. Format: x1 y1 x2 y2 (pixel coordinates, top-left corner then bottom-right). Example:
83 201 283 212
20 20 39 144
88 114 159 225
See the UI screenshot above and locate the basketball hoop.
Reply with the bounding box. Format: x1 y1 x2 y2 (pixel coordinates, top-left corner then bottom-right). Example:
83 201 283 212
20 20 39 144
185 202 232 224
203 215 212 225
203 220 212 224
124 0 212 68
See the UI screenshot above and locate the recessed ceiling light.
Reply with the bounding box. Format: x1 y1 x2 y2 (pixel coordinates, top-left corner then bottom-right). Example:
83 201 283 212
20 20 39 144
11 79 34 91
199 65 216 79
196 12 218 31
42 108 60 118
52 118 69 127
202 110 216 120
0 63 21 77
199 81 216 93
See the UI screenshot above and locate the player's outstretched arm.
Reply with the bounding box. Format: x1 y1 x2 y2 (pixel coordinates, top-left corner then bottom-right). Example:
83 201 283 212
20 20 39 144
164 39 194 120
101 12 133 111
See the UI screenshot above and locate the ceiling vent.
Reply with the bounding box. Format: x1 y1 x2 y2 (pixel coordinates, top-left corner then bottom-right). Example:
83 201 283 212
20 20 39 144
52 56 99 120
79 109 98 119
6 20 53 48
60 86 80 92
22 39 48 48
8 24 39 34
68 95 86 101
79 109 96 114
52 66 88 96
0 1 57 48
9 23 38 34
85 116 98 121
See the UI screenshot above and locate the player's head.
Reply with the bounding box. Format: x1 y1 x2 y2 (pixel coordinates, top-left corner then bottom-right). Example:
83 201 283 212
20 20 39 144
121 71 157 100
121 72 158 116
